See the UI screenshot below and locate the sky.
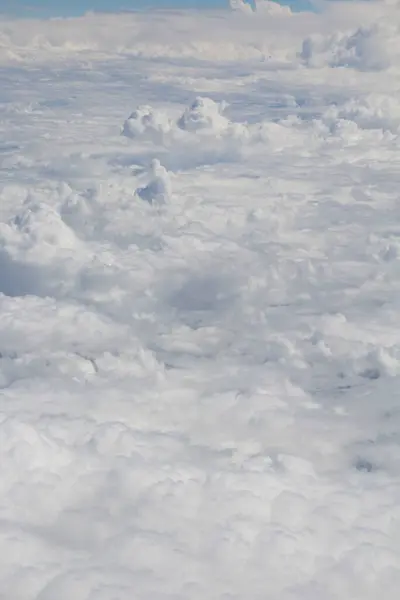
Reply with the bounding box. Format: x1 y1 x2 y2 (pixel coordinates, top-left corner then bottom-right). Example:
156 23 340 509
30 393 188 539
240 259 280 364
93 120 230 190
0 0 315 18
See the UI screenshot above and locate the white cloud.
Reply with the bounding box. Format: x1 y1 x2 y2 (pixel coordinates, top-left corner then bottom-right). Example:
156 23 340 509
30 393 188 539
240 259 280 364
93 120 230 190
2 2 400 600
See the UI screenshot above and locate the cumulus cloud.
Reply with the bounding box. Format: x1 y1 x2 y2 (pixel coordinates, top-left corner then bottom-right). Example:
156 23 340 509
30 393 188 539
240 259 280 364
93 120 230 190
135 159 172 206
177 97 230 134
300 21 400 70
122 97 235 142
230 0 293 15
321 94 400 133
121 96 306 168
122 106 173 141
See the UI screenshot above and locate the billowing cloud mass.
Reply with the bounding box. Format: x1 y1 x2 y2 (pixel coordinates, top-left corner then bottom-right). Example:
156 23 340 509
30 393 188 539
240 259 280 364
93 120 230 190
1 1 400 599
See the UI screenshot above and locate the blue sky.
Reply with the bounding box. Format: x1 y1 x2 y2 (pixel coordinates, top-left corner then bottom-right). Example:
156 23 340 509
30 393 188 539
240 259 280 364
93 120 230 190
0 0 315 18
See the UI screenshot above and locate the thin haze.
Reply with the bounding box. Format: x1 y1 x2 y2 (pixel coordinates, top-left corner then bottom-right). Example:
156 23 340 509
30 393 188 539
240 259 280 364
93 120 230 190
0 0 314 17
